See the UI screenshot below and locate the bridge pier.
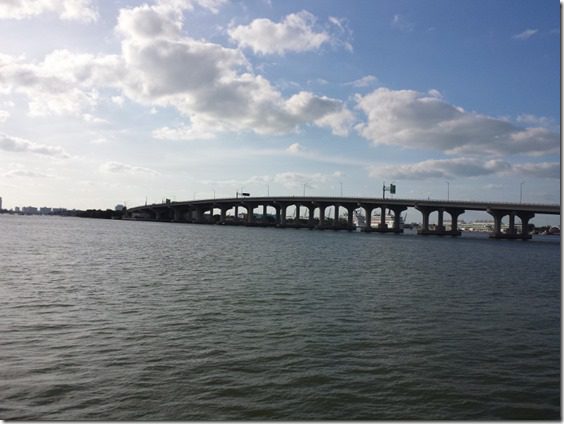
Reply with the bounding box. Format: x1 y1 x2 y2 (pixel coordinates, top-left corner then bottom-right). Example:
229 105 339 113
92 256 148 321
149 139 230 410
416 206 463 236
362 205 373 232
308 206 315 228
488 209 533 240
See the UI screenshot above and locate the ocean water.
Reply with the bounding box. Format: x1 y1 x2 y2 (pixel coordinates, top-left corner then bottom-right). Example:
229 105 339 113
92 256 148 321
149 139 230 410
0 215 560 420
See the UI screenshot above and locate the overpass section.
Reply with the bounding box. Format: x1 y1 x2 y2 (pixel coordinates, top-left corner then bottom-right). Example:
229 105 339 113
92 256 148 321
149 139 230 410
124 196 560 240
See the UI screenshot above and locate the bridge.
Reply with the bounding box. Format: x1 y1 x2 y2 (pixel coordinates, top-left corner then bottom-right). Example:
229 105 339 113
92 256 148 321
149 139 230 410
124 196 560 240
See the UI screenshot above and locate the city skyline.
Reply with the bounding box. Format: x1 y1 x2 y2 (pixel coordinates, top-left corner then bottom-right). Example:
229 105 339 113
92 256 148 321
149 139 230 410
0 0 559 224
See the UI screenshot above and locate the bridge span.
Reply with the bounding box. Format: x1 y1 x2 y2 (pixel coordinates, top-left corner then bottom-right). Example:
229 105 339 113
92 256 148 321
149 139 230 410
125 196 560 240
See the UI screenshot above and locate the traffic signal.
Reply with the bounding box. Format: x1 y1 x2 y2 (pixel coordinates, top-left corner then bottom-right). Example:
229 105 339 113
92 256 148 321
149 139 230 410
390 184 396 194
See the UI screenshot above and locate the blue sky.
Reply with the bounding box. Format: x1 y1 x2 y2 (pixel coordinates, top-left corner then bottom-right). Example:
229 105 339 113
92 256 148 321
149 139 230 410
0 0 560 223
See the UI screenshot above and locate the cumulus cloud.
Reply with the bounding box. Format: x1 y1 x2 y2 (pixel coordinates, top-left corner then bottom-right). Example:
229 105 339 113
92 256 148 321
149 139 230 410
513 29 538 40
369 157 559 180
0 50 123 116
0 133 70 158
0 109 9 122
99 161 159 176
0 0 98 22
286 143 303 154
355 87 559 156
228 11 331 55
114 3 353 137
0 3 353 138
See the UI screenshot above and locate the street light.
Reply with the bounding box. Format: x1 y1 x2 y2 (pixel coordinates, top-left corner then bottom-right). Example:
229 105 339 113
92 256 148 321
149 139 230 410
340 182 343 197
520 181 525 203
303 183 306 197
446 181 450 201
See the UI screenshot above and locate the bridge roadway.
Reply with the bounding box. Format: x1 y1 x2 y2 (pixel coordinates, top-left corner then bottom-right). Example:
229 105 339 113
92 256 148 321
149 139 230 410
125 196 560 240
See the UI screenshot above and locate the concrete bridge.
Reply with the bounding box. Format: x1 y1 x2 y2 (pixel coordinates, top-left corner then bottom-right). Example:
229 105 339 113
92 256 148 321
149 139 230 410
124 196 560 240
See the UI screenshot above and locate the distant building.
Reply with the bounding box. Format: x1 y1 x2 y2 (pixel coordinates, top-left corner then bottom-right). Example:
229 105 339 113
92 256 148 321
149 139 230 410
22 206 38 214
14 206 20 213
115 204 125 211
39 207 52 215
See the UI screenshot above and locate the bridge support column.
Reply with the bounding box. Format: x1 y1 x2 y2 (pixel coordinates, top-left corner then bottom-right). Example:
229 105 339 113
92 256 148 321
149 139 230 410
246 205 254 224
445 208 464 236
318 206 326 228
508 212 516 235
220 207 227 224
262 205 267 222
517 212 534 240
363 206 373 231
173 207 184 222
379 206 388 231
347 207 355 230
234 205 239 222
391 206 407 233
333 205 339 228
280 205 287 226
437 209 445 231
308 206 315 228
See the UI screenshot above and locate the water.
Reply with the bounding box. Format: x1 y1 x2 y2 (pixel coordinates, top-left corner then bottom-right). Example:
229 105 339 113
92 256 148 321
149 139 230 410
0 215 560 420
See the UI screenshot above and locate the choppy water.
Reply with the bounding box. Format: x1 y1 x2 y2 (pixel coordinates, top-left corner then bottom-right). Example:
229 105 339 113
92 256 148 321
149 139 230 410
0 215 560 420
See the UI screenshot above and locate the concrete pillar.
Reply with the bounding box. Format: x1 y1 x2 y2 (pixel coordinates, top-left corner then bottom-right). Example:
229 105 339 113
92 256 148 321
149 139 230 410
296 204 300 222
275 206 281 225
173 207 184 222
347 207 354 228
280 205 287 225
421 209 430 231
334 205 339 227
488 210 504 236
508 212 516 235
220 208 227 224
195 208 203 223
262 205 267 221
391 207 407 233
437 209 444 231
380 207 387 230
247 205 254 224
447 209 464 231
308 206 315 227
234 205 239 221
517 212 534 239
319 206 325 226
364 206 373 230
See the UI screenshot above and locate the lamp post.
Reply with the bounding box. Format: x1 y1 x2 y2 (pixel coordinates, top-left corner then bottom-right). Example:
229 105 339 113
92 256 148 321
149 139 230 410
520 181 525 203
340 181 343 197
303 183 306 197
267 184 270 197
446 181 450 201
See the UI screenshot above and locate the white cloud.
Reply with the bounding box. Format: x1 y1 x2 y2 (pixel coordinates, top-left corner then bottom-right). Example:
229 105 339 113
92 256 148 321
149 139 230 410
355 87 560 156
513 29 538 40
3 169 51 178
286 142 303 154
345 75 377 88
0 109 9 122
0 132 70 158
228 11 331 55
0 50 123 116
99 161 159 176
273 171 334 188
368 157 559 180
513 162 560 179
0 0 98 22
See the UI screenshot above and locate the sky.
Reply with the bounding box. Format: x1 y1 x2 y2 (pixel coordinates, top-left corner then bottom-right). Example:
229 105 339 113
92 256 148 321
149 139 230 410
0 0 560 223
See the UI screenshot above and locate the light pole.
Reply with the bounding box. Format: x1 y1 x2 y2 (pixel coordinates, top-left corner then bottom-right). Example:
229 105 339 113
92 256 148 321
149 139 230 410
213 189 216 200
446 181 450 201
520 181 525 203
340 182 343 197
303 183 306 197
267 184 270 197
